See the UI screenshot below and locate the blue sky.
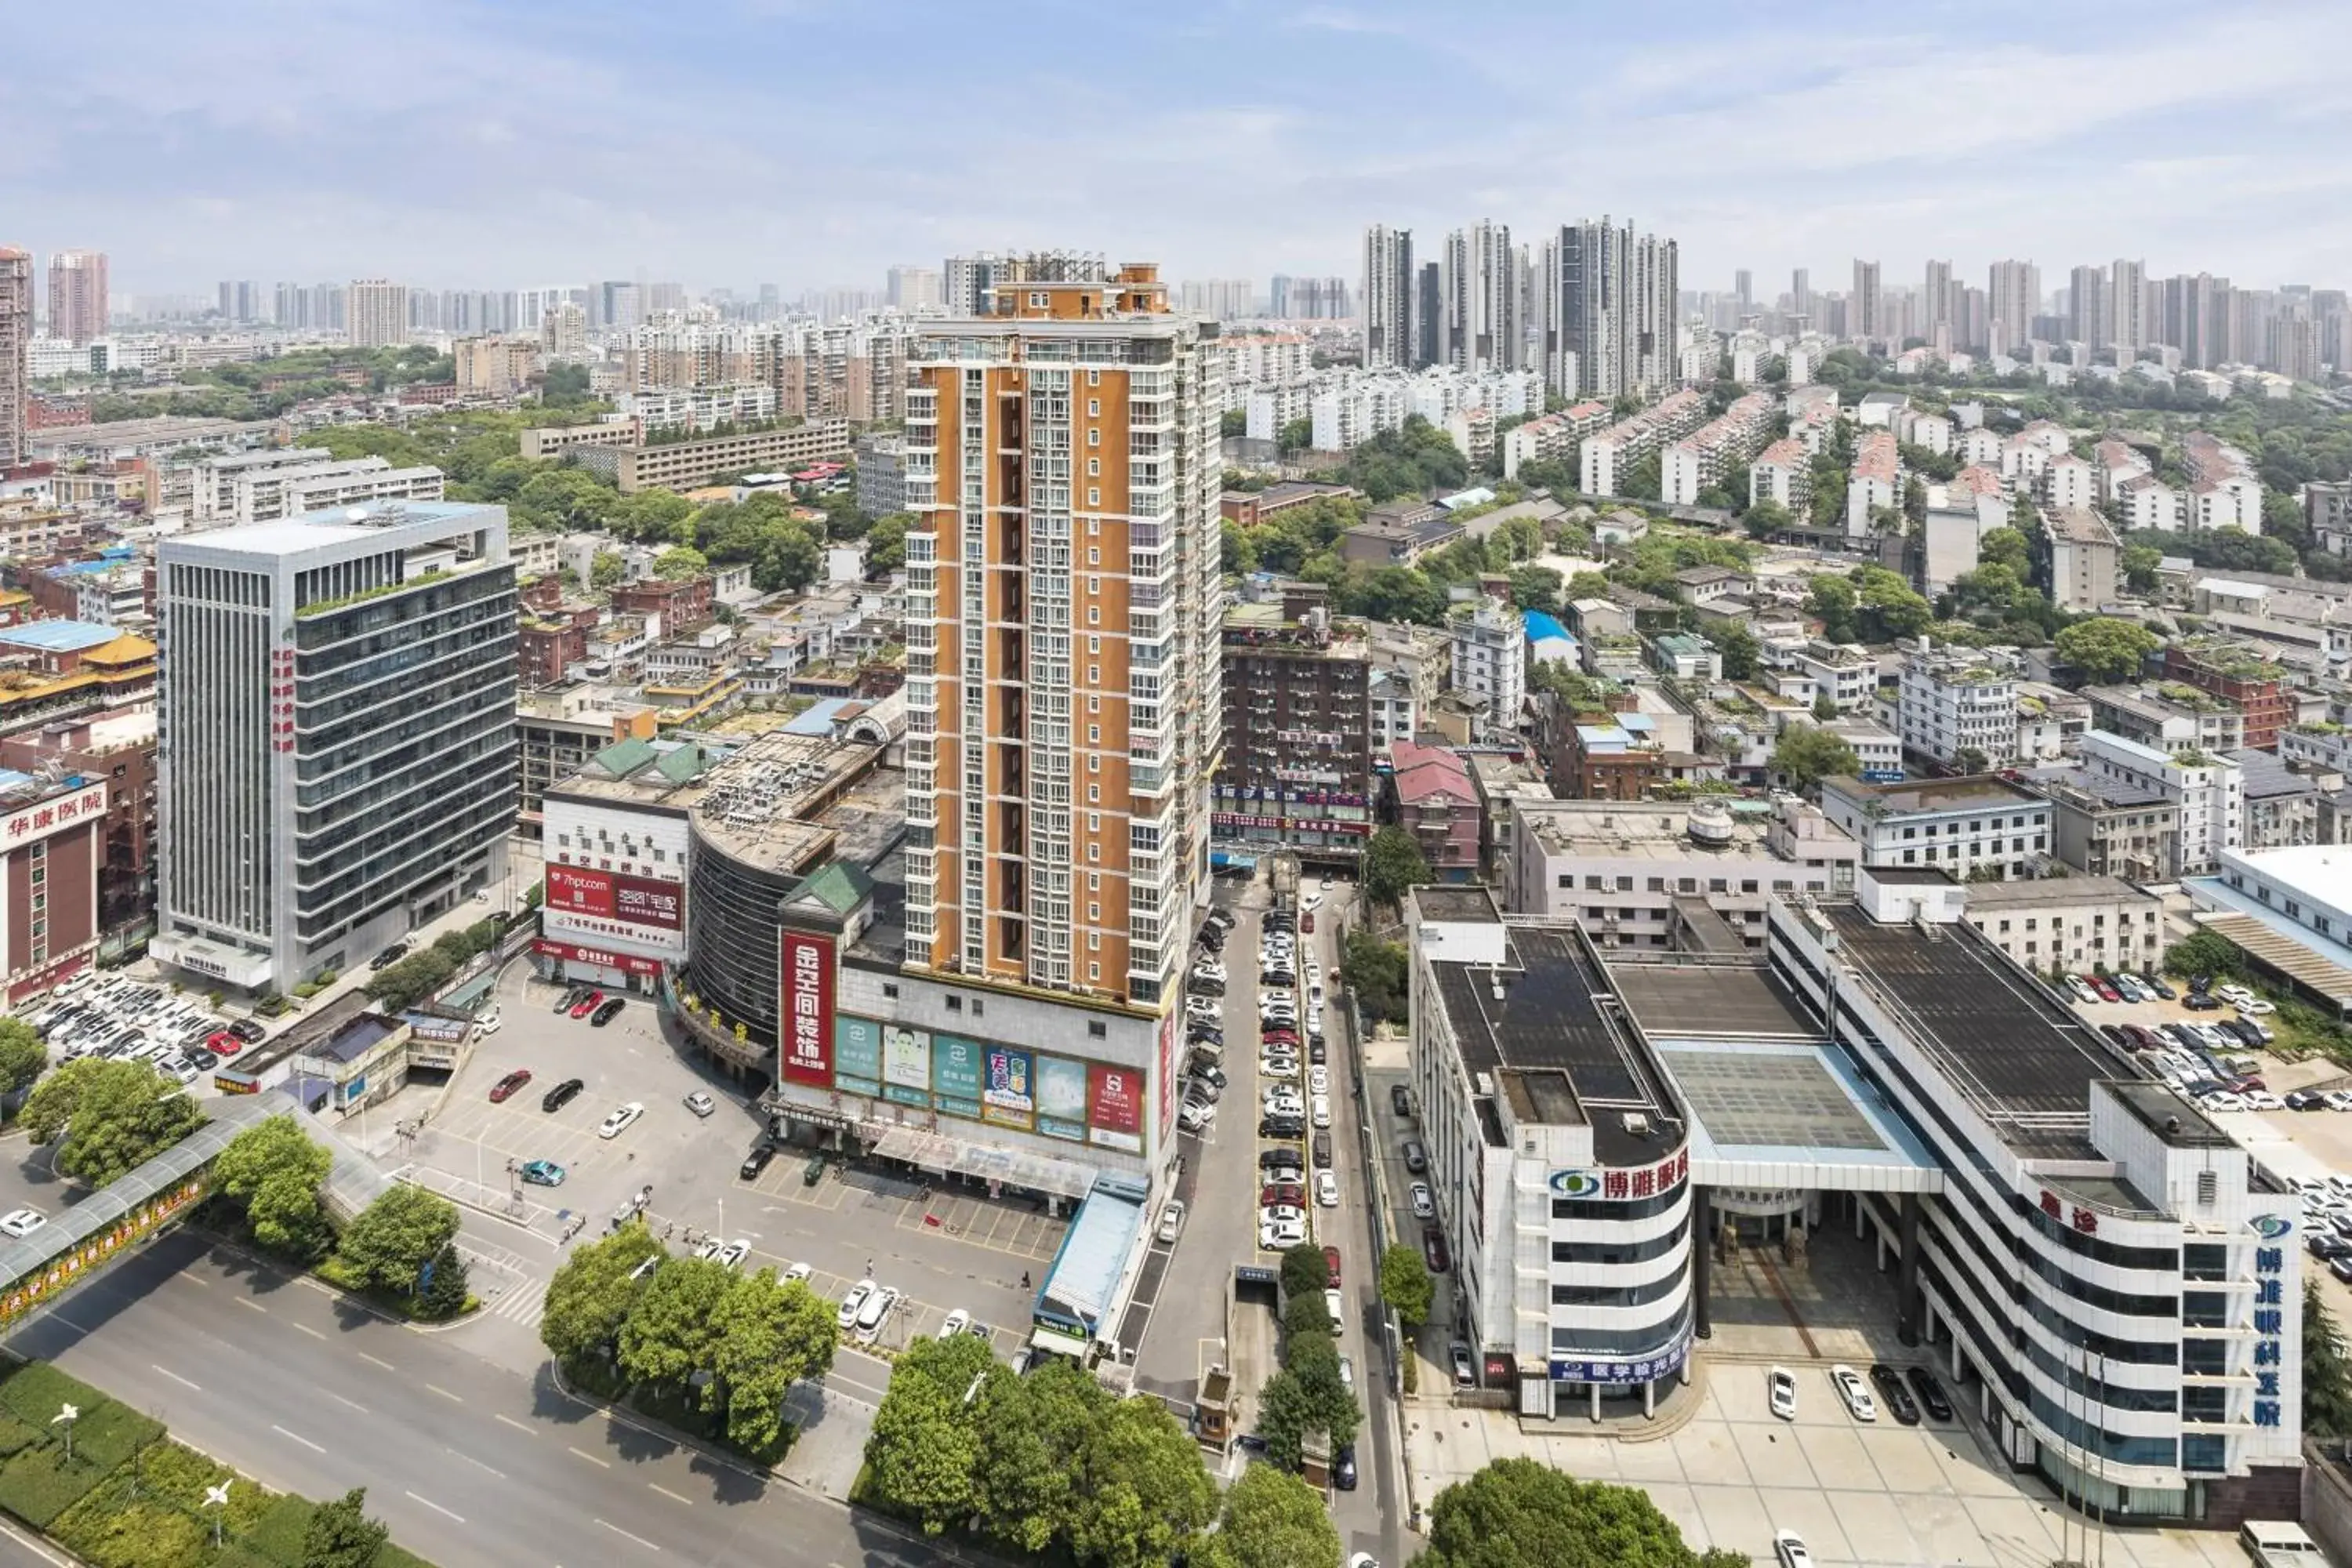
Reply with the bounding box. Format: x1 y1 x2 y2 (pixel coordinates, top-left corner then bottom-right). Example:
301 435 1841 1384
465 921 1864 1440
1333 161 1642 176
10 0 2352 300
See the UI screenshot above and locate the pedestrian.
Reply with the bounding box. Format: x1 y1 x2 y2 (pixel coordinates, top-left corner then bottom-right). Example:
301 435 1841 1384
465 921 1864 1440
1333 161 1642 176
1022 1271 1032 1290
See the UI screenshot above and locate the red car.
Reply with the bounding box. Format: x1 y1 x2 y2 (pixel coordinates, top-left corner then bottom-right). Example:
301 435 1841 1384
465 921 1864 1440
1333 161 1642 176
2092 977 2122 1002
1261 1182 1305 1209
1422 1225 1450 1274
204 1030 244 1057
568 990 604 1019
1323 1245 1341 1287
1261 1028 1300 1047
488 1069 533 1103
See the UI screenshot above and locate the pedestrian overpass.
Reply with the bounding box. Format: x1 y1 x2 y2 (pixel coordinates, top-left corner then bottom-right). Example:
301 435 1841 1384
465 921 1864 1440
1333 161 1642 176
0 1090 391 1334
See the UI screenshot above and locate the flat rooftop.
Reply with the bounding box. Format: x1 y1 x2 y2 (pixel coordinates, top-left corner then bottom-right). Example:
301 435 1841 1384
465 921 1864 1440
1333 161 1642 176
1429 924 1682 1166
1824 774 2039 815
1824 906 2139 1159
1524 800 1776 860
2025 764 2169 810
1959 875 2151 910
666 730 888 875
1610 960 1823 1041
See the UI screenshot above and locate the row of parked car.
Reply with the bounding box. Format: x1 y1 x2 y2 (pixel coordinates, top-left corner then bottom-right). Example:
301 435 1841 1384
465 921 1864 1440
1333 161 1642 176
30 973 262 1083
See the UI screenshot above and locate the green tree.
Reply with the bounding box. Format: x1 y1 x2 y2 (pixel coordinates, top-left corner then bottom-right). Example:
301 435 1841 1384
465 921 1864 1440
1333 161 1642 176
867 512 909 573
590 550 626 590
1954 746 1992 775
2308 1280 2352 1439
2164 931 2243 982
514 466 616 532
333 1185 459 1294
1811 692 1839 721
1221 409 1247 437
971 1358 1105 1552
653 544 710 581
757 522 825 592
540 1224 666 1368
1769 724 1860 793
2053 616 2161 683
416 1243 470 1320
864 1334 995 1534
1380 1243 1434 1330
1979 525 2030 574
1065 1394 1217 1568
1853 565 1932 641
1278 417 1312 454
2121 543 2162 594
605 488 695 543
299 1487 388 1568
213 1115 333 1258
1283 1287 1335 1341
1284 1335 1360 1450
19 1057 205 1188
1340 928 1407 1027
707 1269 837 1454
1713 622 1759 681
1199 1462 1340 1568
1363 824 1434 909
1806 574 1857 641
617 1256 735 1395
1279 1240 1332 1303
250 1169 334 1261
1742 498 1791 539
1417 1457 1730 1568
0 1018 45 1096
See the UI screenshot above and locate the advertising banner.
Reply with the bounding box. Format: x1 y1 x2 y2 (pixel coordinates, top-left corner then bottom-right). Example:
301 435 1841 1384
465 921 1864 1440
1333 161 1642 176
834 1016 883 1097
1087 1063 1143 1153
931 1035 983 1120
982 1045 1034 1131
1156 1011 1179 1143
1034 1055 1087 1142
612 874 684 931
882 1025 931 1109
778 931 834 1086
544 863 615 918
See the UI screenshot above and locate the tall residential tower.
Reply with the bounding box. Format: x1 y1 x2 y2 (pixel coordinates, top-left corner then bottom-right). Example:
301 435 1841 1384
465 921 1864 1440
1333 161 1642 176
0 249 26 467
47 251 108 346
1361 224 1416 370
899 263 1221 1011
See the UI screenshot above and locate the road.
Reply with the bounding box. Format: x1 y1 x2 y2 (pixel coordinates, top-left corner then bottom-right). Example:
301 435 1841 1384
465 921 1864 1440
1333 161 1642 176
4 1231 955 1568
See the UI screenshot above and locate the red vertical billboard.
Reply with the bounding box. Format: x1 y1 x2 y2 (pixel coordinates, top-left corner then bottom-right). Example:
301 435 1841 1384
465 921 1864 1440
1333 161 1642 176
1087 1063 1142 1153
779 931 836 1087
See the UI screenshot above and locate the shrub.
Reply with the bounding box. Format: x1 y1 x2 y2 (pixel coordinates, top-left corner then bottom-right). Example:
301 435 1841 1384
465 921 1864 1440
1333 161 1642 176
57 1402 163 1474
0 1362 103 1431
51 1468 207 1568
242 1494 318 1564
0 1443 111 1527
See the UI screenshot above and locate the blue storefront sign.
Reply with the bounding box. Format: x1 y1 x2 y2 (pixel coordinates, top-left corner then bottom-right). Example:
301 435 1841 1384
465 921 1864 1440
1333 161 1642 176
1550 1335 1690 1386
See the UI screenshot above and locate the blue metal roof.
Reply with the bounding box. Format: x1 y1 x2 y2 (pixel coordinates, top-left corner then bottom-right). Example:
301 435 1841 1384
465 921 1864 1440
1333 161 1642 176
1033 1184 1147 1336
783 697 852 736
1524 612 1571 643
0 621 119 652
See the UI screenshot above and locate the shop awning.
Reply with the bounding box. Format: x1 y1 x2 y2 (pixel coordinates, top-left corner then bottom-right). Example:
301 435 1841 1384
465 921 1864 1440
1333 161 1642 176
865 1124 1102 1201
1029 1326 1091 1360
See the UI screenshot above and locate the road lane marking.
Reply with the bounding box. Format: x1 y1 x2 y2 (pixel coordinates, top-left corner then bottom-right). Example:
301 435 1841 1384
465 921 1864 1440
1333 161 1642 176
233 1298 267 1315
270 1425 325 1454
328 1393 368 1414
648 1483 692 1505
177 1272 211 1288
596 1519 661 1552
149 1364 200 1391
426 1383 463 1403
358 1352 396 1372
292 1323 328 1340
493 1413 535 1435
405 1491 465 1523
568 1446 611 1468
450 1449 505 1479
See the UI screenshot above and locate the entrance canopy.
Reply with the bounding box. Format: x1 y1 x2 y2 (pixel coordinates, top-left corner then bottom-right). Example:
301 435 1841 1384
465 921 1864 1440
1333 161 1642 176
866 1123 1102 1201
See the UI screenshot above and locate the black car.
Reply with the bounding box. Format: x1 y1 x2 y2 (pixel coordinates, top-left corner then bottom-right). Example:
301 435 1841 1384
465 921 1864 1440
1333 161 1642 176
1403 1140 1428 1174
1422 1225 1450 1273
1309 1038 1327 1065
1868 1364 1921 1425
2143 975 2176 1000
1390 1084 1413 1119
591 997 626 1027
1189 1023 1223 1045
1193 1063 1228 1090
1258 1114 1305 1139
369 942 409 972
2288 1091 2324 1111
2310 1234 2352 1260
541 1076 586 1113
1904 1366 1954 1422
2099 1024 2131 1048
2329 1254 2352 1286
2183 991 2223 1011
1234 1432 1269 1456
1260 1147 1302 1171
228 1018 266 1043
740 1142 778 1181
1312 1131 1332 1168
1333 1443 1358 1491
1203 909 1236 932
187 1047 219 1071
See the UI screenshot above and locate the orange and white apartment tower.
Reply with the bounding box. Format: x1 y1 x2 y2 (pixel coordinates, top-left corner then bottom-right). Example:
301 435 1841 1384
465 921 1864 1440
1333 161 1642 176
900 262 1224 1009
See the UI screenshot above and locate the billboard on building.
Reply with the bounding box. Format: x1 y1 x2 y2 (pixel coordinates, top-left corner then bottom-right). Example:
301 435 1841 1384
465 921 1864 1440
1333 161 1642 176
882 1025 931 1109
1034 1055 1087 1142
1087 1063 1143 1153
778 930 834 1087
544 864 686 946
834 1017 882 1097
982 1045 1033 1131
931 1035 983 1120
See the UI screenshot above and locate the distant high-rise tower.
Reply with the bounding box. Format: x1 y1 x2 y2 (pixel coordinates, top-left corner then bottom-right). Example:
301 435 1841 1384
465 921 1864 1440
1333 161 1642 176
1850 260 1883 348
1734 269 1753 318
1414 262 1442 368
1538 216 1680 401
899 262 1218 1010
1922 260 1952 336
47 251 107 346
1362 225 1415 370
1791 267 1812 325
1987 259 2040 355
2110 258 2147 356
347 279 411 348
0 247 27 467
2067 265 2107 351
1443 220 1519 371
887 266 942 310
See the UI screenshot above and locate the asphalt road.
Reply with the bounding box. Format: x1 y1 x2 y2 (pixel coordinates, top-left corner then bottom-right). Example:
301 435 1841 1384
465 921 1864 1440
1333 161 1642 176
4 1231 956 1568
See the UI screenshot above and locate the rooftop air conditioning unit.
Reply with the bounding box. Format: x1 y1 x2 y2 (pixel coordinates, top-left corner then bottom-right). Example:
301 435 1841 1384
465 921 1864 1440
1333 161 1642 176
1622 1111 1650 1139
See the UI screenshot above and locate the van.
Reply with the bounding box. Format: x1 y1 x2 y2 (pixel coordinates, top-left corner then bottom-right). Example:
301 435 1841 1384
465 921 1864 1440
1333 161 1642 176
2240 1520 2322 1566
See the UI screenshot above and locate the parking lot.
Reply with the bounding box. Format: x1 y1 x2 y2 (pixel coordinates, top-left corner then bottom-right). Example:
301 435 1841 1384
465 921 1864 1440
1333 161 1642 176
27 973 247 1087
387 962 1054 1369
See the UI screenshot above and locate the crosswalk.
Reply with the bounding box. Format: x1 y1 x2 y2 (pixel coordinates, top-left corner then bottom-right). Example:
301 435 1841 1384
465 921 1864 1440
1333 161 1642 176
477 1277 546 1327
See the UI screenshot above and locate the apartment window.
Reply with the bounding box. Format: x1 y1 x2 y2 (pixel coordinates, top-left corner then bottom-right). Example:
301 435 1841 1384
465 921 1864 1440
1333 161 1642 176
1087 696 1100 713
1090 962 1102 979
1088 429 1100 447
1903 827 1916 839
1999 920 2012 934
1903 850 1916 863
1087 548 1100 564
1708 878 1727 894
946 996 963 1012
1089 873 1101 890
1088 665 1100 683
1088 902 1100 920
1090 756 1100 772
1088 607 1100 625
1088 813 1101 832
1646 877 1664 892
1088 784 1100 802
1087 1021 1107 1040
1088 370 1100 385
1089 725 1100 742
1087 399 1100 416
1088 488 1100 506
1029 292 1047 307
1740 880 1758 895
1585 875 1604 891
883 983 900 999
1088 459 1100 476
1088 844 1100 862
1558 873 1573 889
1617 876 1634 892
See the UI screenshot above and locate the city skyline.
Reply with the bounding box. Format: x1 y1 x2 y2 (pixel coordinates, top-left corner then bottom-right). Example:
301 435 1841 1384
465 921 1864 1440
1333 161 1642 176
7 1 2352 297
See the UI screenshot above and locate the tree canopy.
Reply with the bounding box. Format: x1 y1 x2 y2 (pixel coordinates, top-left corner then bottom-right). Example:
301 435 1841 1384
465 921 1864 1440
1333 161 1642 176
0 1018 46 1097
1381 1243 1435 1330
1363 825 1433 909
213 1115 333 1260
2053 616 2161 683
540 1223 667 1368
19 1057 205 1188
1414 1458 1748 1568
1769 724 1860 793
1196 1461 1339 1568
332 1184 460 1295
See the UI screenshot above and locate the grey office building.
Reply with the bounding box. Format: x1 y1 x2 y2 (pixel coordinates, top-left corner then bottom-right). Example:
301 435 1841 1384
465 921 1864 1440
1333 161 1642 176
154 500 519 992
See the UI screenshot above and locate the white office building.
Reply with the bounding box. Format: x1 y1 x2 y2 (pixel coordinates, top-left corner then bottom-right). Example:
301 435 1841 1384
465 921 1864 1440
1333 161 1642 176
154 500 518 991
2078 731 2243 877
1820 775 2052 881
1448 597 1526 739
1897 644 2017 767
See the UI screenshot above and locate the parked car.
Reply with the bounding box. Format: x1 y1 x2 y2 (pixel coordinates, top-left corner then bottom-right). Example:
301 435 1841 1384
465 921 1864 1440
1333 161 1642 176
369 942 410 972
1391 1084 1413 1119
1773 1532 1815 1568
1333 1443 1357 1491
1830 1363 1876 1421
520 1160 566 1187
0 1209 45 1239
1451 1342 1477 1388
597 1102 646 1139
1156 1200 1187 1244
1316 1170 1340 1208
569 990 605 1019
489 1069 533 1104
541 1076 585 1113
684 1090 717 1118
591 997 626 1027
206 1029 246 1056
1769 1365 1798 1420
837 1279 875 1330
939 1309 972 1340
1409 1181 1436 1219
739 1142 778 1181
1868 1363 1920 1425
1905 1366 1954 1421
1422 1225 1450 1273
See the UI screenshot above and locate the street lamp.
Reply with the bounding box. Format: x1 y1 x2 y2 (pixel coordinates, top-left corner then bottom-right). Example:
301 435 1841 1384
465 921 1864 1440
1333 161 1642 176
203 1483 231 1548
51 1403 76 1465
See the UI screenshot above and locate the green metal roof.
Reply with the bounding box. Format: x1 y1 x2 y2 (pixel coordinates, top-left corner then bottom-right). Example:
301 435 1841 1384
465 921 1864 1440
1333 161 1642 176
785 860 873 917
593 737 657 776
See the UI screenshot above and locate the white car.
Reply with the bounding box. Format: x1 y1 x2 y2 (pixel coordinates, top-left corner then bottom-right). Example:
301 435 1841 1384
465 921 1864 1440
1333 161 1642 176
837 1279 875 1330
476 1012 503 1036
1157 1200 1187 1243
2326 1092 2352 1112
1769 1365 1797 1420
1263 1089 1304 1113
598 1102 646 1139
1301 891 1323 912
1316 1170 1339 1208
1311 1094 1331 1129
2240 999 2277 1015
855 1286 902 1343
785 1262 812 1283
1259 1216 1308 1249
1348 1555 1381 1568
1409 1181 1435 1219
1185 996 1221 1020
1308 1065 1330 1095
939 1308 972 1339
2244 1091 2285 1112
1829 1363 1876 1421
1192 961 1228 982
2218 984 2254 1004
0 1209 44 1240
1338 1354 1354 1392
1773 1531 1815 1568
683 1090 717 1118
714 1238 751 1270
1259 1056 1299 1080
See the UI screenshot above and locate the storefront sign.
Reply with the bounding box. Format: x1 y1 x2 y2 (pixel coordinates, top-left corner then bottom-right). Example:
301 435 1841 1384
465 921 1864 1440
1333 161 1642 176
982 1046 1034 1131
0 782 107 846
931 1035 983 1120
834 1017 883 1097
779 931 834 1086
1087 1063 1143 1152
1552 1149 1687 1201
2252 1218 2288 1430
1549 1336 1690 1387
545 865 685 935
532 937 663 978
1034 1055 1087 1142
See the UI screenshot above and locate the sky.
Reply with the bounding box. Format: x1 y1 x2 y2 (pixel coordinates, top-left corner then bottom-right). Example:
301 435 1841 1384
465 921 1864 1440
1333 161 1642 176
10 0 2352 302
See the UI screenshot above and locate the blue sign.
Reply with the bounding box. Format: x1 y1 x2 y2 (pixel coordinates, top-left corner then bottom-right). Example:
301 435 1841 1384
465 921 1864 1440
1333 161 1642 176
1548 1171 1602 1199
1551 1336 1690 1386
2251 1214 2293 1240
1859 768 1907 783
